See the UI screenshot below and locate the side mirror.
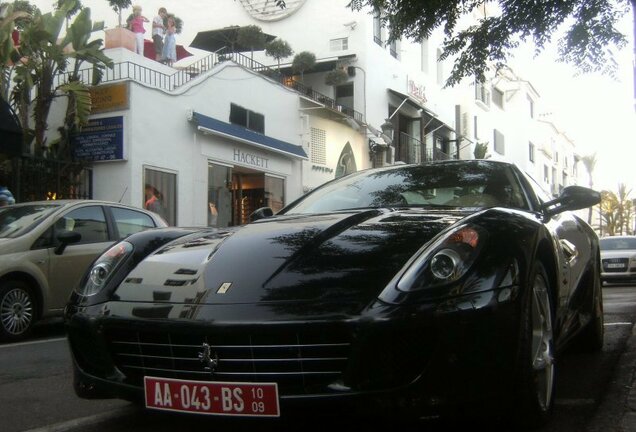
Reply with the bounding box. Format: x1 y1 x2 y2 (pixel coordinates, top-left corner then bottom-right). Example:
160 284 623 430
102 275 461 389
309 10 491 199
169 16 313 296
249 207 274 223
55 230 81 255
542 185 601 218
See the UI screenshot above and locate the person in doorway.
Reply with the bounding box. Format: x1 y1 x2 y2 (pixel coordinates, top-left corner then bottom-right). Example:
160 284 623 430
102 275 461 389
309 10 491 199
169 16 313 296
144 184 163 215
127 5 149 56
161 16 177 66
152 7 167 61
0 186 14 206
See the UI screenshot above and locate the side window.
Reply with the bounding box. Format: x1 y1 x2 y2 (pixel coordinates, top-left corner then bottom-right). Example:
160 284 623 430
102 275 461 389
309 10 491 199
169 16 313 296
55 206 108 244
111 207 156 239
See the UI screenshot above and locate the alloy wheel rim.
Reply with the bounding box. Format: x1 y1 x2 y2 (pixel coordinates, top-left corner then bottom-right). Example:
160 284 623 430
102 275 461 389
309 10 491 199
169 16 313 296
1 288 33 335
530 274 554 410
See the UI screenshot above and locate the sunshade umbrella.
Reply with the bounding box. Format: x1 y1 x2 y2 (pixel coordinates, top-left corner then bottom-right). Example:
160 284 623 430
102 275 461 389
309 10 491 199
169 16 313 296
143 40 193 62
190 26 276 53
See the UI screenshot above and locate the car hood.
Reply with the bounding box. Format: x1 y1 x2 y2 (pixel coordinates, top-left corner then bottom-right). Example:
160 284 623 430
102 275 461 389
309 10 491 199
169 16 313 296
113 209 467 310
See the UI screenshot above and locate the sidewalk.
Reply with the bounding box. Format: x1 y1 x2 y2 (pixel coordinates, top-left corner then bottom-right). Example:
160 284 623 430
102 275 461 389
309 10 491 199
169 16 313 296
587 324 636 432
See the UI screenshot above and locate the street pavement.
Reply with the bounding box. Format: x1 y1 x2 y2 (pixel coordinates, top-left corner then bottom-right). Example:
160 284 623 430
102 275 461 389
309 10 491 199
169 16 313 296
2 286 636 432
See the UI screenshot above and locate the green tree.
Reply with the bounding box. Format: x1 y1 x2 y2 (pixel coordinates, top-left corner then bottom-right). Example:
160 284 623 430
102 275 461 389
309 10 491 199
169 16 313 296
237 25 267 60
0 3 30 102
292 51 315 82
347 0 630 87
600 190 619 236
8 0 113 157
616 183 633 235
265 38 293 69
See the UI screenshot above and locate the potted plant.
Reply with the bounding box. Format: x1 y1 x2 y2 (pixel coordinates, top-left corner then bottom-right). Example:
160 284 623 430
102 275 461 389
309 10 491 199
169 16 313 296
107 0 131 28
325 68 348 86
265 38 293 69
292 51 315 82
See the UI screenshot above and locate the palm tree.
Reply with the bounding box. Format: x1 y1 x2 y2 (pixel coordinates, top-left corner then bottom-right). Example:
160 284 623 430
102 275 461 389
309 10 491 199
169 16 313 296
581 153 597 224
8 0 113 156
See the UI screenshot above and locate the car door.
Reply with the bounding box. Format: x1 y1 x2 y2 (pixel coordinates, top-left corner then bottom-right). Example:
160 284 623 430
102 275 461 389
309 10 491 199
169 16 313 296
46 205 113 311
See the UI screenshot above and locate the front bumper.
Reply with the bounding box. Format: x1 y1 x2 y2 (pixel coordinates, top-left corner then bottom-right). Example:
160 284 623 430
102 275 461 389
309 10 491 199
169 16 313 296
66 286 521 415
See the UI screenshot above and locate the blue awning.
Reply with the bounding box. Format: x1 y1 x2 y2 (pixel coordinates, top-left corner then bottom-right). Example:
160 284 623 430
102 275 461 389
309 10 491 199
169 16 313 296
191 111 308 160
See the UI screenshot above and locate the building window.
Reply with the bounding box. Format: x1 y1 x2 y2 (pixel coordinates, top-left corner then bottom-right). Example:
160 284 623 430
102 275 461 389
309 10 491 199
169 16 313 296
373 11 382 46
310 127 327 165
475 80 490 107
144 167 177 226
335 83 354 110
544 165 549 183
527 94 535 118
436 48 444 86
529 141 535 162
492 87 504 109
554 151 559 163
474 115 479 140
389 39 399 59
230 103 265 134
330 37 348 51
421 38 429 73
493 129 505 155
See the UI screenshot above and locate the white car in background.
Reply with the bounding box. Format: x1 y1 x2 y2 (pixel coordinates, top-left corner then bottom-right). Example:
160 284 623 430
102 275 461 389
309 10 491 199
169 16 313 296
0 200 167 341
600 236 636 285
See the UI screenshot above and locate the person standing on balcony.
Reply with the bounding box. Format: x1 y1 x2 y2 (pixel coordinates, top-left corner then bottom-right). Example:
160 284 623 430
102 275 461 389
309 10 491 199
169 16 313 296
127 5 149 56
161 16 177 67
152 7 167 61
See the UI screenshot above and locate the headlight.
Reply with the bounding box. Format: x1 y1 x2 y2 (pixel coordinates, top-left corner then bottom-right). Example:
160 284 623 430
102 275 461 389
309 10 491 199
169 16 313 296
397 225 486 292
76 242 134 296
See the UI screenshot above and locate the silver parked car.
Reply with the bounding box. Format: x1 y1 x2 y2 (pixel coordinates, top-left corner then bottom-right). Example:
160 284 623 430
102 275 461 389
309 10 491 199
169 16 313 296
600 236 636 285
0 200 167 341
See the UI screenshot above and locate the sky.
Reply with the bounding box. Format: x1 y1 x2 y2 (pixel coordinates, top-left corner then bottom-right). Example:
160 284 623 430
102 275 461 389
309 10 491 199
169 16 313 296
28 0 636 193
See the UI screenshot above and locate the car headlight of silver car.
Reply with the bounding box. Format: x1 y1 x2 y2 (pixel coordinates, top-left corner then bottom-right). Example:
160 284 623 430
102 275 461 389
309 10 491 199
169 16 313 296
397 224 487 292
76 242 134 296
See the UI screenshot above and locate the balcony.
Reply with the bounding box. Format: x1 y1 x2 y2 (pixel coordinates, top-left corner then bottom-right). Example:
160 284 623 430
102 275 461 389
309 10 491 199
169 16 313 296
395 132 454 164
55 49 364 123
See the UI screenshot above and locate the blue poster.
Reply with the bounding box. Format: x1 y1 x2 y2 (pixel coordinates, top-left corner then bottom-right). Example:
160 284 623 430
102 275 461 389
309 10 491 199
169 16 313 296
72 116 124 161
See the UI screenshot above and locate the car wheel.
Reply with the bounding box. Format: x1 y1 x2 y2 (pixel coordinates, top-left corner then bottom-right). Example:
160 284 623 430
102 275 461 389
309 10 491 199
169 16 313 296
512 261 555 428
0 280 37 342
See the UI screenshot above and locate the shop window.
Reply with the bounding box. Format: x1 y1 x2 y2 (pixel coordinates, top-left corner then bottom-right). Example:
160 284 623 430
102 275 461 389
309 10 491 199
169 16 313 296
493 129 505 155
310 127 327 165
230 103 265 134
265 176 285 213
144 167 177 226
208 163 232 228
330 37 348 51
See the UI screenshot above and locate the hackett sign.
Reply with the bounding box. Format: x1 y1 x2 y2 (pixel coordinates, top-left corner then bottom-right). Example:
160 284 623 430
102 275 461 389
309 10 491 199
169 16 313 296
233 149 270 169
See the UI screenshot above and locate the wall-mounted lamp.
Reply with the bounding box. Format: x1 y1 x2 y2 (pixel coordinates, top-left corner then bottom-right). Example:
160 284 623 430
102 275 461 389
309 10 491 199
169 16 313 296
380 118 394 145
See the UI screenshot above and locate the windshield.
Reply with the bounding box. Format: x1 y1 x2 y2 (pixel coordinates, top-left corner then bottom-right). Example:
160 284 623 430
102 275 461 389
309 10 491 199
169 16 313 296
284 161 529 214
0 204 61 238
600 237 636 251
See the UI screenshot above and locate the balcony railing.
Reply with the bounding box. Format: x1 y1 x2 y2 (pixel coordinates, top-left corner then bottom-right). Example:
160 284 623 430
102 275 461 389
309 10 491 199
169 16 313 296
55 49 364 123
396 132 455 164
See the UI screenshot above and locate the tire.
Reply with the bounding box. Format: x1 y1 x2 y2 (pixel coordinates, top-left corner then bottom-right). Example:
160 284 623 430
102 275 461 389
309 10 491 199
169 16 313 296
511 261 556 429
0 280 37 342
576 263 604 352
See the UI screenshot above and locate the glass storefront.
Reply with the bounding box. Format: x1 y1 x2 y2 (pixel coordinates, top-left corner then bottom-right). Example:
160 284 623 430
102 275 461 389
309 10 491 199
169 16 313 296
144 167 177 226
208 163 285 227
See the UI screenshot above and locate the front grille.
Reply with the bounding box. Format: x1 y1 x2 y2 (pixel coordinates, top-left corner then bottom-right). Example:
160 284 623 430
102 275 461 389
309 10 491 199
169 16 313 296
603 257 629 273
106 328 351 396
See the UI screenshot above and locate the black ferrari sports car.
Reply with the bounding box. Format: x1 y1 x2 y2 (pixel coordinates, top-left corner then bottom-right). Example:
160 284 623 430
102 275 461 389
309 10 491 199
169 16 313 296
65 160 602 426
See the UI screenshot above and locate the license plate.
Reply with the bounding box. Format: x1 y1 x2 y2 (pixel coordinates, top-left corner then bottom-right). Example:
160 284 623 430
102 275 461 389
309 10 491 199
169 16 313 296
607 263 626 268
144 376 279 417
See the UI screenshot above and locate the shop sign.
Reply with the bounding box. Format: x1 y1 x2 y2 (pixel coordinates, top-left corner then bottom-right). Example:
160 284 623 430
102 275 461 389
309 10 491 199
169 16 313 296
72 116 124 162
233 148 270 169
408 78 427 104
90 83 129 114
